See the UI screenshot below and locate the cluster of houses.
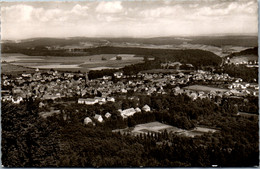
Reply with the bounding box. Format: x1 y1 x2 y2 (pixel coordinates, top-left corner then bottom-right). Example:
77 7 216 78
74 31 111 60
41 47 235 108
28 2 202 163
83 105 151 126
119 105 151 119
84 113 110 125
173 83 258 101
1 67 258 106
2 70 88 103
78 96 115 105
225 57 258 67
227 81 259 96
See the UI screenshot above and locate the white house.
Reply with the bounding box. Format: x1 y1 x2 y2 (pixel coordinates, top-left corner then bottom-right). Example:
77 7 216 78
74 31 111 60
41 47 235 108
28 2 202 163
119 108 136 119
190 92 198 100
114 72 123 78
94 97 106 104
94 114 103 122
105 112 112 118
84 117 93 125
142 105 151 112
135 107 142 113
107 97 115 102
78 98 99 105
121 88 127 93
78 98 86 104
12 96 23 104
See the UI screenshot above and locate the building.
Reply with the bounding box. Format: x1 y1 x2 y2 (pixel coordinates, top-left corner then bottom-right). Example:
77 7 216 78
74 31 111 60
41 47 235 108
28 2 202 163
12 96 23 104
94 97 106 104
107 97 115 102
142 105 151 112
119 108 136 119
114 72 123 78
105 112 112 118
94 114 103 122
78 98 98 105
84 117 93 125
135 107 142 113
78 98 87 104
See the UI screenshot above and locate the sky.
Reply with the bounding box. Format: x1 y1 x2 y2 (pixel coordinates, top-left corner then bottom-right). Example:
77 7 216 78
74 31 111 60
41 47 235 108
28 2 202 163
1 0 258 40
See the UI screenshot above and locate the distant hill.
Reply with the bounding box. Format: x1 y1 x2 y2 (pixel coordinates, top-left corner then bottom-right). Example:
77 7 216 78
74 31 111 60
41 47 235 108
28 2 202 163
189 36 258 47
2 35 258 49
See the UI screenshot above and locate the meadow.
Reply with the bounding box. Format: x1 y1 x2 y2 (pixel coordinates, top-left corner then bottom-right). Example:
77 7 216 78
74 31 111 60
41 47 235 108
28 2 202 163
1 53 144 72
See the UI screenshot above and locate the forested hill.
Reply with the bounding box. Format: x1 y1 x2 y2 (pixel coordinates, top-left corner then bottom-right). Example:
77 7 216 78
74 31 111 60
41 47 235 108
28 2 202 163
1 44 222 67
85 46 222 67
226 47 258 59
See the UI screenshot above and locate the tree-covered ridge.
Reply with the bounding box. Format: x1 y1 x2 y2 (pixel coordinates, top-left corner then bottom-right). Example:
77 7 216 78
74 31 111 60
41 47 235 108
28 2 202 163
1 44 222 67
216 64 258 83
2 92 258 167
85 46 222 66
226 47 258 59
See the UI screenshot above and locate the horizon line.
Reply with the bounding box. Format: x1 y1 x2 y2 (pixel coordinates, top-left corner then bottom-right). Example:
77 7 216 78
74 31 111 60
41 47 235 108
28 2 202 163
2 33 258 41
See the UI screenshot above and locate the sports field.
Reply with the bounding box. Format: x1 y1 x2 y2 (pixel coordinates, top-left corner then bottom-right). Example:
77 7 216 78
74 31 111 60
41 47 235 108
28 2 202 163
183 85 228 93
112 121 218 138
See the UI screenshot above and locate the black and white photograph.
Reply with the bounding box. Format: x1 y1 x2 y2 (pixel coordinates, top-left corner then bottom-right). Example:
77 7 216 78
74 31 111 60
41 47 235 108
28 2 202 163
1 0 259 167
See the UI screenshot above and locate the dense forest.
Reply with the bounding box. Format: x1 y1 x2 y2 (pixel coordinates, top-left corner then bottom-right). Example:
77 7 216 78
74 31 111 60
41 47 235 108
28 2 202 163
216 64 258 83
189 36 258 47
2 93 258 167
226 47 258 59
84 46 222 67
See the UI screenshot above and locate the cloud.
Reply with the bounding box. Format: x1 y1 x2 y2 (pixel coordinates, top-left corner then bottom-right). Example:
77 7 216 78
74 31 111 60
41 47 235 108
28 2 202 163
38 9 65 22
1 1 258 40
2 5 34 22
2 3 90 24
96 14 121 22
95 1 123 14
196 0 257 16
71 4 89 16
140 5 184 18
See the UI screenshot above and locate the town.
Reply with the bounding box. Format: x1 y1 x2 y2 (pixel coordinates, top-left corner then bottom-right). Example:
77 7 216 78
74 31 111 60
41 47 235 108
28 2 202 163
2 63 258 124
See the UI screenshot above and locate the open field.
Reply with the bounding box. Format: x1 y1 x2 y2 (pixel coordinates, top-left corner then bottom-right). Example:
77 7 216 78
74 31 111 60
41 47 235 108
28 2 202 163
183 85 228 93
110 54 139 60
141 69 193 74
1 53 144 72
88 67 121 70
112 121 218 138
1 63 36 75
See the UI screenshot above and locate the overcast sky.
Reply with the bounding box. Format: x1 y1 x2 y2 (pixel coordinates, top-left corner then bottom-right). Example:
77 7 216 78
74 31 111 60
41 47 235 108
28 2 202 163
1 0 258 40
